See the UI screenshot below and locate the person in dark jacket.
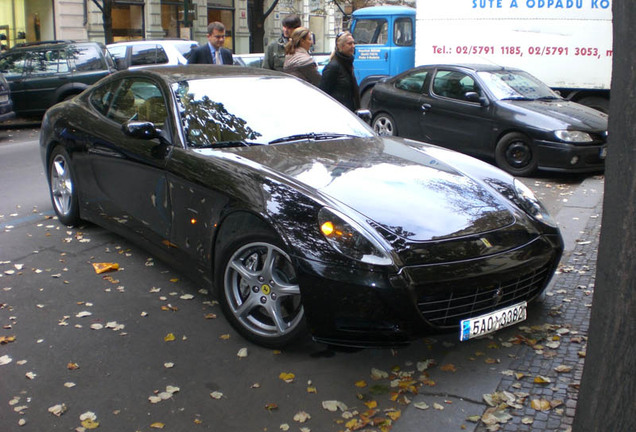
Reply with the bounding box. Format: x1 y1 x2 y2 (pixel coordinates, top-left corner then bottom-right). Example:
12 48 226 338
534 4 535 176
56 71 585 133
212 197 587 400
283 27 321 86
188 22 233 65
263 14 302 71
319 31 360 111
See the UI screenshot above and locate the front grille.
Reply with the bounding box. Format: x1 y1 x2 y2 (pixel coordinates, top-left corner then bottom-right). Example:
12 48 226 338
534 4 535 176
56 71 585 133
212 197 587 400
417 265 551 328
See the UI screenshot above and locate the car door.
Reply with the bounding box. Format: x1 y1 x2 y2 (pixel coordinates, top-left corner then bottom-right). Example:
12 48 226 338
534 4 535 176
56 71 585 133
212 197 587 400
85 77 173 245
375 69 430 138
419 68 494 158
19 48 71 114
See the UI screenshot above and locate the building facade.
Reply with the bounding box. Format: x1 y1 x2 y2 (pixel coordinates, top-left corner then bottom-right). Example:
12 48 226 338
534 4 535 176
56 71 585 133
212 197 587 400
0 0 347 55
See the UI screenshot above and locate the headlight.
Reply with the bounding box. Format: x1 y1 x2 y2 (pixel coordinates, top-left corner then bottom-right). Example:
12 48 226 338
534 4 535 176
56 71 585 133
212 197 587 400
513 179 557 227
554 130 593 143
318 207 393 266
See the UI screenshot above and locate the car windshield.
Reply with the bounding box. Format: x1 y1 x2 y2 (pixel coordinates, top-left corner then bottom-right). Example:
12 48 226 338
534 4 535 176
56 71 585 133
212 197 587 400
477 70 561 101
172 76 373 148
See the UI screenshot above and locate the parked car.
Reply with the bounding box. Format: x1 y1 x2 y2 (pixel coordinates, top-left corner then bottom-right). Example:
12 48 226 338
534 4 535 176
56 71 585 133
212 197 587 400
0 72 15 122
370 64 608 176
0 40 117 116
107 39 198 70
40 66 563 348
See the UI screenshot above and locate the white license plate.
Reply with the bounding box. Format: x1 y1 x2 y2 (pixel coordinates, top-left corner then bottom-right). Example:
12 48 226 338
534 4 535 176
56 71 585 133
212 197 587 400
460 301 527 341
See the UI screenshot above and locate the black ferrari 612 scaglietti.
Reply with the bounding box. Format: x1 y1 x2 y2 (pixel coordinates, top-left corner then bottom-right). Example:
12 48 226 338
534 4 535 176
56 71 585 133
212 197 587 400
40 66 563 348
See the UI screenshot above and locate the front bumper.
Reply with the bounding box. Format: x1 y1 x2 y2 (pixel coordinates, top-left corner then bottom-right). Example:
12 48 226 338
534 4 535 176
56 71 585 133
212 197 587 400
295 233 563 347
535 139 606 173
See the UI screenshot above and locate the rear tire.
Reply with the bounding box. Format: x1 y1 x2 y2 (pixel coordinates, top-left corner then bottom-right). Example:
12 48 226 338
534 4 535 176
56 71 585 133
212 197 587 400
495 132 538 177
48 147 80 226
216 230 305 348
372 113 397 137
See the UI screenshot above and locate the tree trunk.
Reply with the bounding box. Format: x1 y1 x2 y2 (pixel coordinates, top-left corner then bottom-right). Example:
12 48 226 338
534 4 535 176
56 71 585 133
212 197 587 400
572 1 636 431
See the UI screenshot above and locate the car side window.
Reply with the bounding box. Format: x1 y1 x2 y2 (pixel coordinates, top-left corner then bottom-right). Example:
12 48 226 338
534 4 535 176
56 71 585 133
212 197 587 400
394 18 413 46
352 19 389 45
71 45 106 72
90 80 120 116
395 71 428 93
131 45 169 66
107 45 127 63
106 78 167 127
432 70 480 102
0 51 28 77
29 49 69 76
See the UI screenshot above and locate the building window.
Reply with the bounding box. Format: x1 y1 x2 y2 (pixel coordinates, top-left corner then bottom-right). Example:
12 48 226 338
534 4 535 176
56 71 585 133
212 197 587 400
112 2 145 41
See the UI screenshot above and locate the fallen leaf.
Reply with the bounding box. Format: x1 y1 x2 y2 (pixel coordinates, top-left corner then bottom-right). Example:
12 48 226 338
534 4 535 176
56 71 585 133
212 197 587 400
67 362 80 370
180 294 194 300
0 355 12 366
279 372 295 383
440 363 456 372
522 417 534 424
531 399 551 411
433 403 444 410
555 365 573 373
414 402 429 410
534 375 552 384
364 400 378 409
48 403 67 416
150 422 165 429
280 424 290 431
265 403 279 411
210 391 224 400
220 334 231 340
237 348 248 358
386 410 401 420
355 380 368 388
164 333 176 342
0 335 16 344
322 400 348 412
204 313 217 319
92 262 119 274
371 368 389 380
293 411 311 423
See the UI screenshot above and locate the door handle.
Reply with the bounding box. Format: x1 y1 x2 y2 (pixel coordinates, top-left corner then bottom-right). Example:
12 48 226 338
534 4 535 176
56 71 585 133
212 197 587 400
384 52 388 61
421 103 431 113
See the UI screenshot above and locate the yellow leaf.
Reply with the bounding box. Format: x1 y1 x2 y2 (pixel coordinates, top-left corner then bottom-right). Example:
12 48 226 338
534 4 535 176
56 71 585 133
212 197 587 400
307 385 317 394
534 375 551 384
0 335 16 344
531 399 551 411
164 333 176 342
355 380 368 388
265 403 278 411
170 278 179 282
220 334 231 340
386 410 401 421
279 372 295 383
67 362 80 370
345 419 361 429
204 313 217 319
515 372 525 380
364 400 378 409
91 262 119 274
194 418 203 424
81 419 100 429
150 422 165 429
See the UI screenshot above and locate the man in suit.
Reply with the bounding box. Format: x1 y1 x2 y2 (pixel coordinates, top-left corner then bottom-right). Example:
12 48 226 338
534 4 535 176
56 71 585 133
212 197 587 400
188 22 233 65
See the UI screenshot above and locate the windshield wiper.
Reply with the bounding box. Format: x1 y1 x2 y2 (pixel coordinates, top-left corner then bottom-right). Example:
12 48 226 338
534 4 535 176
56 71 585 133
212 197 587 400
269 133 357 144
501 96 534 101
194 140 263 149
536 96 561 101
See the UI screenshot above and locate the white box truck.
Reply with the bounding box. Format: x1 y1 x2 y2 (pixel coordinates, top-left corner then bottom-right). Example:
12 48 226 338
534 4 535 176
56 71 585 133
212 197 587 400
351 1 612 112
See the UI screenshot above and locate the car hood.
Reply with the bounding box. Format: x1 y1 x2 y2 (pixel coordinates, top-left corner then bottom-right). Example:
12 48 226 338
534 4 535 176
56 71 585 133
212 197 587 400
224 137 516 242
500 99 608 131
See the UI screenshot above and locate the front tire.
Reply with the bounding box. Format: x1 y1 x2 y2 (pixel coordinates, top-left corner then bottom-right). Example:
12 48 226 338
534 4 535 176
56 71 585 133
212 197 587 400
217 231 305 348
495 132 538 177
48 147 80 226
372 113 397 136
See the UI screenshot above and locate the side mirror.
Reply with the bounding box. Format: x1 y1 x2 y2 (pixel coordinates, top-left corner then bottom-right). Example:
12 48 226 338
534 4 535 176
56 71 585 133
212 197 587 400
355 109 372 124
465 92 490 107
114 57 130 71
122 121 160 140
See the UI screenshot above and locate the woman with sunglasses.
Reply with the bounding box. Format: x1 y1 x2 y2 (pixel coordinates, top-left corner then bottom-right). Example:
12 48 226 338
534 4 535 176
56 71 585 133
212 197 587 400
319 31 360 111
283 27 321 86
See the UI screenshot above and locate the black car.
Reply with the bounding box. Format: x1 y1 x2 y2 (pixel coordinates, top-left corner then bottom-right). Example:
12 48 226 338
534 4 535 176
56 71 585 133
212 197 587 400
40 66 563 348
0 72 15 122
370 64 608 176
0 41 116 116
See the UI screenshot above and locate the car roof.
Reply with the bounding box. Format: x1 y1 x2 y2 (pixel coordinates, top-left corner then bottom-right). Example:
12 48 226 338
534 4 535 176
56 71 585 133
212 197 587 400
105 65 285 84
107 39 197 47
417 63 525 73
6 40 103 52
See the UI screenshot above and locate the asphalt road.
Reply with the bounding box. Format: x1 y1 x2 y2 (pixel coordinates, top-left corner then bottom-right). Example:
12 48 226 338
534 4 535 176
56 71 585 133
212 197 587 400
0 126 602 432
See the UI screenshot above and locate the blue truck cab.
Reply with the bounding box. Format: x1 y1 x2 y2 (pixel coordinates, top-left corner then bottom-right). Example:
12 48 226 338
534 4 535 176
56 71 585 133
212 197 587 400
350 6 416 105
